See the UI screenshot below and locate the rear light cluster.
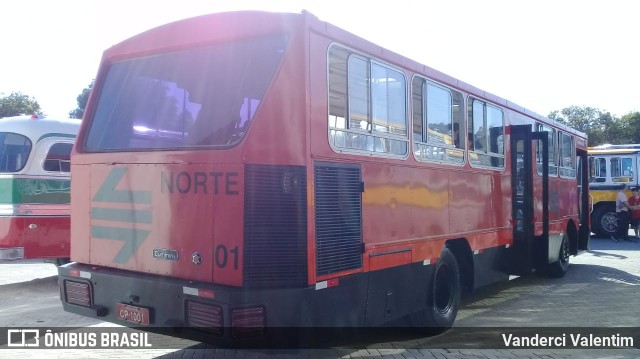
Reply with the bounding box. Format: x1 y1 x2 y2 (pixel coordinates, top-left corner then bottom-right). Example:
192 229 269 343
63 280 92 307
186 300 223 335
185 301 266 338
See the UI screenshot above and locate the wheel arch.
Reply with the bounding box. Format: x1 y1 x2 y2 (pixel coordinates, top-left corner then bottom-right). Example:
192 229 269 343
567 218 579 255
444 238 474 296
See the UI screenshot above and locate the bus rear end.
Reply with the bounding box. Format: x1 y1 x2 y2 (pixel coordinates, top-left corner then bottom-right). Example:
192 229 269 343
58 12 318 341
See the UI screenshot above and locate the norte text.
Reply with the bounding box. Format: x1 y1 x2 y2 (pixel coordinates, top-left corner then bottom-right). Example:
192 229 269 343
161 171 239 195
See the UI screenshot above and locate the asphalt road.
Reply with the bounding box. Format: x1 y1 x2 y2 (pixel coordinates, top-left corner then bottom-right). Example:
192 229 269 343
0 235 639 358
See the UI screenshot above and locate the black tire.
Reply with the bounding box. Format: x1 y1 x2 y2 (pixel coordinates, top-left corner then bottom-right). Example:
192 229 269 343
407 247 461 334
592 205 617 237
546 233 570 278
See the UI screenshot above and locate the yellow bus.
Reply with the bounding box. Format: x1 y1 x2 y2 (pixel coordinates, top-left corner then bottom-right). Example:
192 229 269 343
588 144 640 236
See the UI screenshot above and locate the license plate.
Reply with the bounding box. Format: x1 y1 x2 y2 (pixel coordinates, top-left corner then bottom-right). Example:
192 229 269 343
116 303 150 325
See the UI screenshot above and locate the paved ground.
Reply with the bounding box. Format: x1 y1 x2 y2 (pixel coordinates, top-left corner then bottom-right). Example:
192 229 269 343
0 234 639 358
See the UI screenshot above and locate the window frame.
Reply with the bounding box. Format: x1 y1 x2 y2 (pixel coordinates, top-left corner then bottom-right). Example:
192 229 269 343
558 131 576 178
467 97 505 170
536 123 558 176
327 43 409 159
610 156 634 183
0 132 32 173
42 142 74 173
411 75 464 165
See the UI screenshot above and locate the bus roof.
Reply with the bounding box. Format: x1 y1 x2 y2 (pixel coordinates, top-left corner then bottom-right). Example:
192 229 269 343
588 144 640 155
0 115 81 143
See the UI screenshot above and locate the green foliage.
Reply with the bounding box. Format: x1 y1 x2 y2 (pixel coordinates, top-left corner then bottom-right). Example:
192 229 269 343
69 81 93 119
0 92 42 118
548 106 640 147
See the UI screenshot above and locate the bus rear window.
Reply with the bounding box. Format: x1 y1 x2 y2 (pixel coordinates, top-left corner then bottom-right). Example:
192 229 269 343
43 143 73 172
85 34 287 151
0 133 32 172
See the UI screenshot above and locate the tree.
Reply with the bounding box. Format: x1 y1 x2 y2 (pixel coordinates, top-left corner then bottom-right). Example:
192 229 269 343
619 112 640 144
0 92 42 118
548 106 627 147
69 81 93 119
548 106 602 134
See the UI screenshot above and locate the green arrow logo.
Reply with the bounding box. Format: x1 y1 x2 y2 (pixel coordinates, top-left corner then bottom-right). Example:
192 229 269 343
91 167 152 264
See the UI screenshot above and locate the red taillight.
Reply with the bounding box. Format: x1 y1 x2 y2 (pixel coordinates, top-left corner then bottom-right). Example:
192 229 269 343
231 307 265 338
64 280 92 307
185 300 223 335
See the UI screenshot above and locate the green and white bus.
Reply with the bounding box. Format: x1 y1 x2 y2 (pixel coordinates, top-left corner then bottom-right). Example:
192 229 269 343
0 115 80 264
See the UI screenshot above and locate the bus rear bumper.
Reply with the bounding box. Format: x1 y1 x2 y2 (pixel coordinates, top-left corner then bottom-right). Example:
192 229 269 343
57 262 372 346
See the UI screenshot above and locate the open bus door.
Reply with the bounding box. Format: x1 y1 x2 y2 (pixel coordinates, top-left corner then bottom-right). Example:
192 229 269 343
576 148 590 252
507 125 548 276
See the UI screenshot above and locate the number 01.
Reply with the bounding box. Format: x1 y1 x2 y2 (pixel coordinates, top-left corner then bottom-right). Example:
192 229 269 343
215 245 239 269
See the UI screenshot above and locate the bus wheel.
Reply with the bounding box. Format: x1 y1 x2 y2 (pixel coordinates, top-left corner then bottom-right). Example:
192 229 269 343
592 205 617 237
407 247 460 334
546 233 570 278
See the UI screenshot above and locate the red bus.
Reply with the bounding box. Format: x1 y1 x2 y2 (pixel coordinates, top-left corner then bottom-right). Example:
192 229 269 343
1 115 79 265
58 10 590 341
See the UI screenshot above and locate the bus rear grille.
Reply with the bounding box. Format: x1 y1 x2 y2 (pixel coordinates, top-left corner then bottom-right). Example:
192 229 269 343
244 165 308 288
314 162 363 276
185 300 223 335
63 280 92 307
231 307 265 338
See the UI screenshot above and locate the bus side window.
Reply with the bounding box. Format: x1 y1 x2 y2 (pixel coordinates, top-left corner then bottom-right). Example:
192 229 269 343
590 157 607 182
0 133 32 172
43 143 73 172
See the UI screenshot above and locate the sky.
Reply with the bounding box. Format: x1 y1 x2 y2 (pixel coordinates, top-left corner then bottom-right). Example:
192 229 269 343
1 0 638 119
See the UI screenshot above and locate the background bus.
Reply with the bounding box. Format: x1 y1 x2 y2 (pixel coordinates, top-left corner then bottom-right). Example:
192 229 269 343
0 115 80 264
588 144 640 236
58 10 590 342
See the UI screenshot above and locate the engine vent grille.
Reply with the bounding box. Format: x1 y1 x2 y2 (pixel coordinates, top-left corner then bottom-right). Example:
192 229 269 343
314 162 362 276
244 165 308 288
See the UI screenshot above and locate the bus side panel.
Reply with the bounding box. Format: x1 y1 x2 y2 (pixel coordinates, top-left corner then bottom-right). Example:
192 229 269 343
362 163 450 245
70 164 91 264
23 216 69 259
450 171 488 233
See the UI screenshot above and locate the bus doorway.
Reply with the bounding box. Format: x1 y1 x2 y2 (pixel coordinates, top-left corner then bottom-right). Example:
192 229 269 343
576 148 590 252
508 125 548 276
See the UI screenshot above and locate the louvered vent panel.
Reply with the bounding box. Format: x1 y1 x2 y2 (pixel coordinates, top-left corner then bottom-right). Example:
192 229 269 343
244 165 307 288
314 162 362 276
186 300 223 335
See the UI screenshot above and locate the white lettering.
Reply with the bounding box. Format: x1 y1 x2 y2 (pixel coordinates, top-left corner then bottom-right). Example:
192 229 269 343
101 332 109 347
502 333 566 347
44 330 53 347
502 333 513 346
